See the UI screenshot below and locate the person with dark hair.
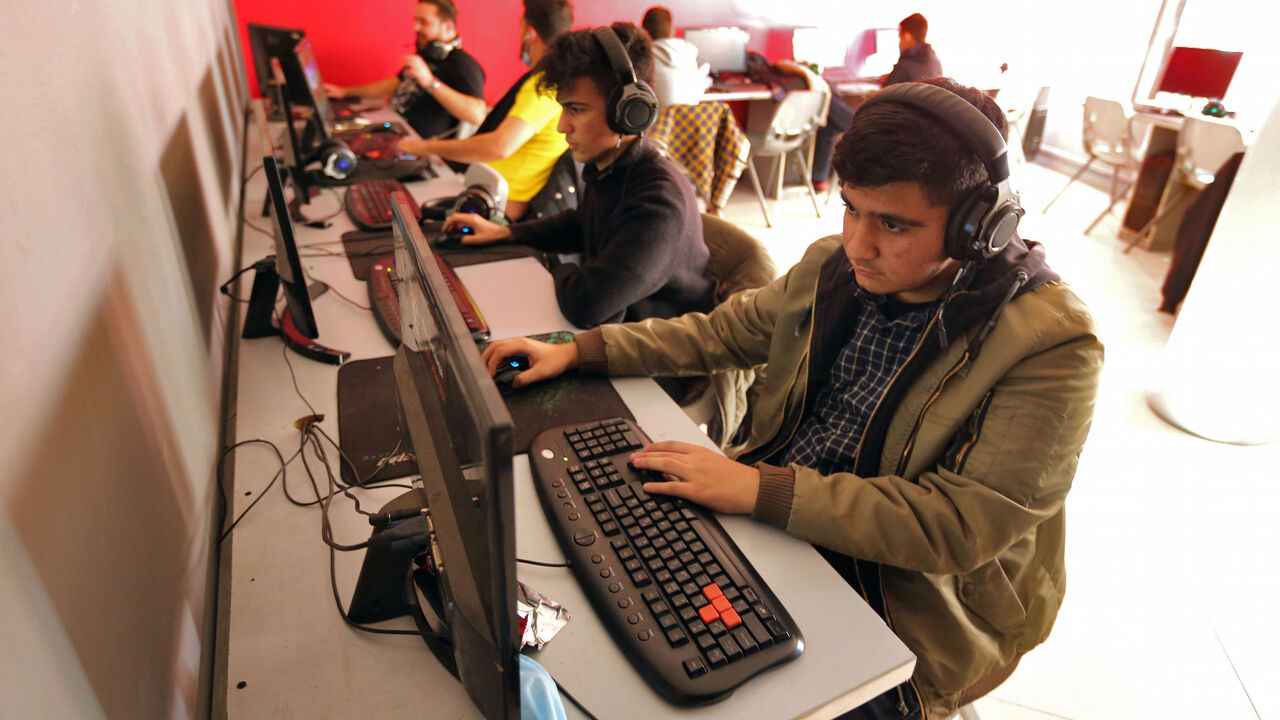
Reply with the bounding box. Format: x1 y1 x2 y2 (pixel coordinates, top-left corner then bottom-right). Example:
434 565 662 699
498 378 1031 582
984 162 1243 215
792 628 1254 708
479 78 1103 719
398 0 574 220
323 0 485 141
641 6 710 107
811 12 945 190
883 13 942 87
441 23 715 331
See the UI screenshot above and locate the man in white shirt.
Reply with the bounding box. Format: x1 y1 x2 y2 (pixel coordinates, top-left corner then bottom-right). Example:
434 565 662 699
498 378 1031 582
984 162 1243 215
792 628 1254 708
641 7 710 108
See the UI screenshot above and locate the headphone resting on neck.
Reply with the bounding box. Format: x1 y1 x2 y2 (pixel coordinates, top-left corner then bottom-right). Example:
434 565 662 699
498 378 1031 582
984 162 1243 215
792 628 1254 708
421 36 461 62
592 27 659 136
859 83 1025 263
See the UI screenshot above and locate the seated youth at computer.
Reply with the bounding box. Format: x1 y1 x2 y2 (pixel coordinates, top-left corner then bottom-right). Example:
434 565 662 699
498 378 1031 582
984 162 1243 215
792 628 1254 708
442 23 715 329
323 0 486 141
811 12 943 191
480 79 1104 719
397 0 574 221
641 6 711 108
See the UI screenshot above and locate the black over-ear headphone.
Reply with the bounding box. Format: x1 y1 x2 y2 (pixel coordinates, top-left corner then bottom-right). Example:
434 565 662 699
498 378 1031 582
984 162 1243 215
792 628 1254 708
592 27 659 135
310 139 357 180
421 36 461 61
859 83 1025 263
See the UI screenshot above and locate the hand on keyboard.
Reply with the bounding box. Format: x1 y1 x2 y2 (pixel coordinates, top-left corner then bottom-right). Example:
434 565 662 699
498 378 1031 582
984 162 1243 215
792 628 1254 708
629 441 761 515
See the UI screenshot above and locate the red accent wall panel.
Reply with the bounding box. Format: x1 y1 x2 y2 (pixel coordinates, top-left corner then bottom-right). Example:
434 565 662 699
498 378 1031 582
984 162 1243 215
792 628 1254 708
232 0 798 103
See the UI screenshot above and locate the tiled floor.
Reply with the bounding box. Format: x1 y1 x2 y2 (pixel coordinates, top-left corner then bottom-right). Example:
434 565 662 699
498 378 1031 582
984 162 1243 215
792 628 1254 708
715 159 1279 720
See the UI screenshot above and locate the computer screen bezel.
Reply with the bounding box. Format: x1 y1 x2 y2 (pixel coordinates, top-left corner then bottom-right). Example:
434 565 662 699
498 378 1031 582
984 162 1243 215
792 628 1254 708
389 194 518 720
292 36 333 138
1156 46 1244 100
268 59 316 206
262 154 320 339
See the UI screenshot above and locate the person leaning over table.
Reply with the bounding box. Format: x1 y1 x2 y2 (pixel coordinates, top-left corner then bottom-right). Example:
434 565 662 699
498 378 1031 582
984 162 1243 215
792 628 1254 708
479 78 1104 719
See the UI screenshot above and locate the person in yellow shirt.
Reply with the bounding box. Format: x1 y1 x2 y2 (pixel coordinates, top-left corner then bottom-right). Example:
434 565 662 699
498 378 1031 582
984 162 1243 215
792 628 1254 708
398 0 573 220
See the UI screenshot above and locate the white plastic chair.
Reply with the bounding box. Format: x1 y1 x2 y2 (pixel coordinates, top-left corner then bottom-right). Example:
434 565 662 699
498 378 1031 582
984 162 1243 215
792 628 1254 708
742 90 827 227
1043 97 1137 234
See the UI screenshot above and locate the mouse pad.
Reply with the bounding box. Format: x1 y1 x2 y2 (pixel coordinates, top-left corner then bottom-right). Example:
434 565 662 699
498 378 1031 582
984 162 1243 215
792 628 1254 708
336 356 417 486
337 355 636 475
340 224 541 281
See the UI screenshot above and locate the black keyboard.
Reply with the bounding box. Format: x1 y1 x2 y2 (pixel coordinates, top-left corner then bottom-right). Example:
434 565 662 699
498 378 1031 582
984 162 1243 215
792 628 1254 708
367 254 489 345
346 179 419 232
528 418 803 705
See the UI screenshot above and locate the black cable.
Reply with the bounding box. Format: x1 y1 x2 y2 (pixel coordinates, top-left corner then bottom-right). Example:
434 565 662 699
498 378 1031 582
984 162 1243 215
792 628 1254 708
215 438 303 542
516 558 572 568
278 326 319 417
218 264 260 304
554 678 601 720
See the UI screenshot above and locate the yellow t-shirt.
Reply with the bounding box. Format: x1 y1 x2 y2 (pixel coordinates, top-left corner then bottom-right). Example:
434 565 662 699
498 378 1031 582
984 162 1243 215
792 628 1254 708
486 73 569 202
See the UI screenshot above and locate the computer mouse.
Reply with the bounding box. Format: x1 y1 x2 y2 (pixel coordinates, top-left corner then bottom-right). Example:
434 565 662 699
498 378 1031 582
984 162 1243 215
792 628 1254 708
434 226 473 250
493 354 530 395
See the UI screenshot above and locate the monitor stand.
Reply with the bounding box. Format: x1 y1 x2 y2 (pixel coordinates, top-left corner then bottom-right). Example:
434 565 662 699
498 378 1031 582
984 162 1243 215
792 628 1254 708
349 488 460 678
240 257 351 365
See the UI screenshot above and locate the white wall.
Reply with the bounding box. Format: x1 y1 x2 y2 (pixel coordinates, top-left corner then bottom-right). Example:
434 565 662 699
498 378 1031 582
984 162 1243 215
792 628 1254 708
0 0 243 716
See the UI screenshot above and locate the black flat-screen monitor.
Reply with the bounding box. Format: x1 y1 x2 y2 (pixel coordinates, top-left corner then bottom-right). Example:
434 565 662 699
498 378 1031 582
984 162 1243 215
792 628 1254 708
1157 46 1244 100
684 27 750 75
389 194 518 720
242 101 348 363
293 37 332 135
247 23 312 106
268 59 316 206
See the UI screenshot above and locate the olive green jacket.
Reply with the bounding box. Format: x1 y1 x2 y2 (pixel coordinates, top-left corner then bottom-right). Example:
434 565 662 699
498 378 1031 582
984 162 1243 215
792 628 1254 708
576 235 1104 717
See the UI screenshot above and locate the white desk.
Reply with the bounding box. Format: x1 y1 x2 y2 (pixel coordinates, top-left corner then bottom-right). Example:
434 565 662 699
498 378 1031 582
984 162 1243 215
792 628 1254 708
216 125 914 720
701 84 775 103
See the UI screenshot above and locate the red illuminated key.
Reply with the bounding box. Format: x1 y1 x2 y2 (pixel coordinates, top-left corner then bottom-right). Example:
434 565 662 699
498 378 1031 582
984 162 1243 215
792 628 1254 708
703 584 724 601
712 596 732 614
721 609 742 629
698 604 720 625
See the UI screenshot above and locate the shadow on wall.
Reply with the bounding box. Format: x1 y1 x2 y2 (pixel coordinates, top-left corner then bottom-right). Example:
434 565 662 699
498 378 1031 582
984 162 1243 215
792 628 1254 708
9 286 194 719
160 114 220 348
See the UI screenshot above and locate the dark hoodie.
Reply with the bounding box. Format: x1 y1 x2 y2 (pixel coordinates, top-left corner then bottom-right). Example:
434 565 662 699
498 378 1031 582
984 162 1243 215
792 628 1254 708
883 42 944 87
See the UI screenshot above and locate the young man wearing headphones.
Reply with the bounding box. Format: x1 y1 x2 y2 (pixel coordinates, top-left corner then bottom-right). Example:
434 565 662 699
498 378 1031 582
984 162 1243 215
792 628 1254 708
398 0 573 221
445 23 715 330
323 0 486 141
480 78 1104 719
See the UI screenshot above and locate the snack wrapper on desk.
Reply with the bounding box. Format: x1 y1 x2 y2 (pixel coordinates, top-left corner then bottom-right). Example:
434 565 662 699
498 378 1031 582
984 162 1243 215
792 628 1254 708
517 581 571 651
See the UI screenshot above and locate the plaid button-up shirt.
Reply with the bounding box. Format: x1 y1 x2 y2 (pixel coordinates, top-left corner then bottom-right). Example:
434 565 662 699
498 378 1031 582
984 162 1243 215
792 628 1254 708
781 285 937 476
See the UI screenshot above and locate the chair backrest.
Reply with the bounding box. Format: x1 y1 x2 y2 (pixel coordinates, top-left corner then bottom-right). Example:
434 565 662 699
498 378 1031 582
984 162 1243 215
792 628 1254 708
1177 117 1245 187
757 90 827 156
1081 97 1131 164
700 214 777 302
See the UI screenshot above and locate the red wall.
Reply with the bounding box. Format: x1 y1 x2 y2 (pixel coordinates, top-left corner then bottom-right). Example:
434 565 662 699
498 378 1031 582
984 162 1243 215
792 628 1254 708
233 0 803 104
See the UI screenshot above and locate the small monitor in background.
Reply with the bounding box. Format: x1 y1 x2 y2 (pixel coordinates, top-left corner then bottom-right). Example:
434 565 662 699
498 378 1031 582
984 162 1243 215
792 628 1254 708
268 58 317 207
1157 46 1244 100
241 101 349 364
791 27 848 71
683 27 750 76
293 37 332 133
247 23 311 108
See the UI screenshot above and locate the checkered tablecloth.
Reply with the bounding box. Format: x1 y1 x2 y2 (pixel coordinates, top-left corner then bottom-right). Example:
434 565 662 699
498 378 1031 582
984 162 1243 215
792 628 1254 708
649 102 749 213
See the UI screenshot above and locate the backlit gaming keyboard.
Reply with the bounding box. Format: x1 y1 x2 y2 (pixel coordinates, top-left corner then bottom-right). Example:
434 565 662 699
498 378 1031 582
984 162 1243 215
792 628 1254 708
343 130 403 159
529 418 803 704
367 254 489 345
346 179 420 232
